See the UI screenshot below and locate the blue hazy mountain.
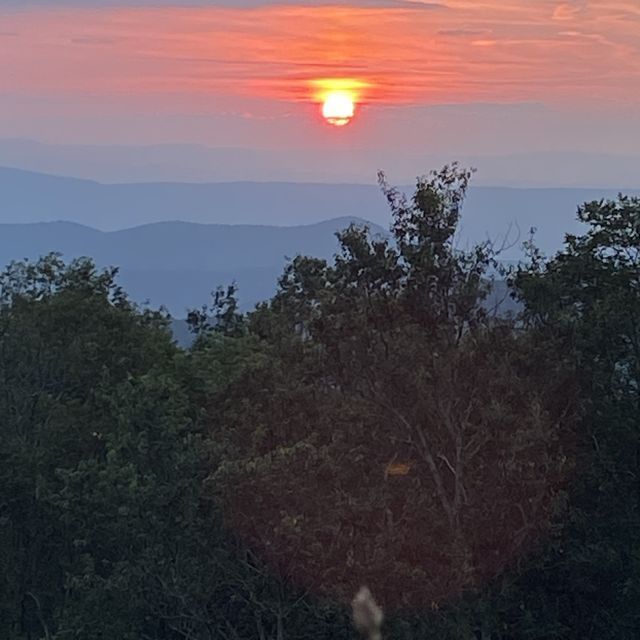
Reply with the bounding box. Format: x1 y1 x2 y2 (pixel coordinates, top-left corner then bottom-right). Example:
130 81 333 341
0 218 387 314
2 138 640 188
3 166 639 261
0 167 389 230
3 166 639 314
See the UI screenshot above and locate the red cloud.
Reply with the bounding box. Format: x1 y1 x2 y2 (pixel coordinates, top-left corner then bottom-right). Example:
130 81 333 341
1 1 638 108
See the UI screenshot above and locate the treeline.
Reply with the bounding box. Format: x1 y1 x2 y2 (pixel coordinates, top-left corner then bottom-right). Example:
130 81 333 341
1 165 638 639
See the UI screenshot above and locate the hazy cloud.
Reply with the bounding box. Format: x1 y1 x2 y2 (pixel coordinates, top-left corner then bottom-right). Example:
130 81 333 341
2 0 445 7
437 28 492 37
3 1 637 106
0 0 638 158
552 2 587 20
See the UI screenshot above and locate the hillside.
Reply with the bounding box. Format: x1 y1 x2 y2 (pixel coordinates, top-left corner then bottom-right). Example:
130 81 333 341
0 218 387 314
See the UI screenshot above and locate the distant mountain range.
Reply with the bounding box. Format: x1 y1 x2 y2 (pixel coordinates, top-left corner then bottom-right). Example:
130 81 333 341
2 138 640 188
3 165 639 315
0 218 387 314
0 166 389 230
4 165 640 260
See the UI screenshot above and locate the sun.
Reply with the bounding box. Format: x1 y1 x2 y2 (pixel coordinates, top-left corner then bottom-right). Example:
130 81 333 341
310 78 369 127
322 91 356 127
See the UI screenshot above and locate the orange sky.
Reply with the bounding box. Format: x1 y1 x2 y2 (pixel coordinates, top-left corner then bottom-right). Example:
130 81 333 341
2 0 640 108
1 0 640 185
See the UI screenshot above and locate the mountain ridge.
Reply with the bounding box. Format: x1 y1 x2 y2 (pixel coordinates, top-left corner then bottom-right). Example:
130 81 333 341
0 217 388 314
4 166 640 313
2 138 640 187
5 165 640 261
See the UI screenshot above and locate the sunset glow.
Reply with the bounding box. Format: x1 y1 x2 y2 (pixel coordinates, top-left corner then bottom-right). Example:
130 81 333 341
3 2 639 110
0 1 639 150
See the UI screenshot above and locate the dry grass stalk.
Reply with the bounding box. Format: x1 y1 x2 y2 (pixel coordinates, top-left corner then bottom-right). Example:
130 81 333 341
352 587 384 640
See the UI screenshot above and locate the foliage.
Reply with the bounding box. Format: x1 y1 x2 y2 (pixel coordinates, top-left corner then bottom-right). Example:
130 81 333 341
511 195 640 639
205 167 575 636
0 256 222 639
0 173 638 640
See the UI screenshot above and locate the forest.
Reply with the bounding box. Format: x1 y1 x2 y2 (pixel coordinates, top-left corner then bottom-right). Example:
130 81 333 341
1 165 639 640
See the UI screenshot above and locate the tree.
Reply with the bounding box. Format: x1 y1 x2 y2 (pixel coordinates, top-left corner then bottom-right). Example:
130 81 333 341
0 255 170 636
203 166 575 638
0 255 229 639
513 195 640 638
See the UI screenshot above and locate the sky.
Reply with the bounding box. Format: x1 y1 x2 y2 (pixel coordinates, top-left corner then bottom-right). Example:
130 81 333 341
1 0 639 184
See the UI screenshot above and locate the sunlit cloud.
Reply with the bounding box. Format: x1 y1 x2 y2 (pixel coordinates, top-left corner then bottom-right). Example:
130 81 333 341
1 0 638 111
553 3 586 21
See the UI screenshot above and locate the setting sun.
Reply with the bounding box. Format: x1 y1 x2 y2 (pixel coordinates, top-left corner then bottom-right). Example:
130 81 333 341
322 91 356 127
310 79 368 128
